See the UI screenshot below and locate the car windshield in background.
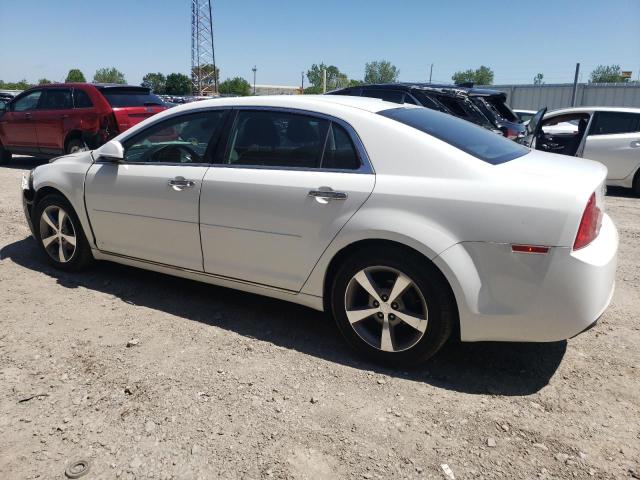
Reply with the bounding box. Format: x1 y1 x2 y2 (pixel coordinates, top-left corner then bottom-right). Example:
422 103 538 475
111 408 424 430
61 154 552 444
379 106 529 165
99 89 164 107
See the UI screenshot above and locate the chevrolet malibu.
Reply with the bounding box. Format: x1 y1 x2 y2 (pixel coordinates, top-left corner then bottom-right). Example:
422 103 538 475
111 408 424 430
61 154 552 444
21 95 618 366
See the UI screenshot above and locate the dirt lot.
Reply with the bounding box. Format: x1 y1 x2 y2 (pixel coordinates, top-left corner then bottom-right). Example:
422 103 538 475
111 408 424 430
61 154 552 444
0 158 639 480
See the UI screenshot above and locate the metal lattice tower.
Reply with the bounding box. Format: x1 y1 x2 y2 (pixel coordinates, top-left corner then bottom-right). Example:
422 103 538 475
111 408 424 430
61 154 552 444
191 0 217 96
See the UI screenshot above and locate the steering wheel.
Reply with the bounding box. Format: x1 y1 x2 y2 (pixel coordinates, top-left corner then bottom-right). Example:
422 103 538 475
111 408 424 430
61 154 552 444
140 144 201 163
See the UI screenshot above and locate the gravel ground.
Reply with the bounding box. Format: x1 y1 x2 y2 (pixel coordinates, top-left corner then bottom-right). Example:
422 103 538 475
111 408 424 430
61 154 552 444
1 158 639 480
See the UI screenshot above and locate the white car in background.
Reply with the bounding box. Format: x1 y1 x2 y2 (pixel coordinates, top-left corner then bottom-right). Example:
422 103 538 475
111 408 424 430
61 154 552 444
21 96 618 366
520 107 640 193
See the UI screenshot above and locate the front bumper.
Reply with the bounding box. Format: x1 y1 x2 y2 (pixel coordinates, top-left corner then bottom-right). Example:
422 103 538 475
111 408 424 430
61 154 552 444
22 177 36 238
435 213 618 342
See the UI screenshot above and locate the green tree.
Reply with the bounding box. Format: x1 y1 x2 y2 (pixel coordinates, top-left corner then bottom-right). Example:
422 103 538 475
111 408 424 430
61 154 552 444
191 64 219 93
93 67 126 84
306 63 349 92
65 69 86 83
38 78 52 85
589 64 627 83
165 73 192 95
0 79 33 90
452 65 494 85
533 73 544 85
141 72 166 94
364 60 399 84
219 77 251 96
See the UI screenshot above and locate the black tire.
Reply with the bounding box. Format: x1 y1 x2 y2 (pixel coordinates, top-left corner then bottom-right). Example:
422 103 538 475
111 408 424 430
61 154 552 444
633 169 640 197
33 193 94 271
65 138 87 154
0 142 11 164
331 246 455 367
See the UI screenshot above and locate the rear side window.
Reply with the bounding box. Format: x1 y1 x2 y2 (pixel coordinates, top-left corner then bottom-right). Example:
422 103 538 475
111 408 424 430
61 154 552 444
39 89 73 110
484 96 518 122
322 123 360 170
12 90 42 111
379 106 529 165
73 89 93 108
226 110 329 168
362 89 405 104
98 88 164 107
590 112 640 135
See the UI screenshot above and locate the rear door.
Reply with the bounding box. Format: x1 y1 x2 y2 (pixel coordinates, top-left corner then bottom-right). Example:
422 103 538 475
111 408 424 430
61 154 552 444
0 89 42 149
199 108 375 291
33 87 73 153
97 87 166 132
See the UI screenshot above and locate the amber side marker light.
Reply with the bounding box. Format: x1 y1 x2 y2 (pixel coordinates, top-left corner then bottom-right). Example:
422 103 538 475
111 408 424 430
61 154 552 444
511 245 550 254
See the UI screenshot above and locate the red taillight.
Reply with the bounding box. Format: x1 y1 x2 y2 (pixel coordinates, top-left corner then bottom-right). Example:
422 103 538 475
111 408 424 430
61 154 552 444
573 192 602 250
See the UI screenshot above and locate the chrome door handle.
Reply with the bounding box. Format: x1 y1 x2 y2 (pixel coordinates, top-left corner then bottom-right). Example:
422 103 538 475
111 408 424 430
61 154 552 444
168 177 195 191
308 190 348 200
630 140 640 148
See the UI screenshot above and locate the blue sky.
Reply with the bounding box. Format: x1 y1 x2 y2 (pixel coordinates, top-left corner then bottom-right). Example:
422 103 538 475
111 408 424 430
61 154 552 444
1 0 639 86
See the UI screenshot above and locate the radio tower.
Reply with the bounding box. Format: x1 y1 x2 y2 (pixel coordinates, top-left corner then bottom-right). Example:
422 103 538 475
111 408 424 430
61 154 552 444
191 0 218 96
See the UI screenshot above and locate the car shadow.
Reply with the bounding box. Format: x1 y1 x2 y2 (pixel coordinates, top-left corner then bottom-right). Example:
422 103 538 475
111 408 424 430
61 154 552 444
1 237 566 396
606 186 639 199
0 156 50 170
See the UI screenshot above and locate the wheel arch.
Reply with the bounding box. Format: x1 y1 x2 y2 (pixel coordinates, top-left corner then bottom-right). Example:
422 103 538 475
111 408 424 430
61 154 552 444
63 130 85 153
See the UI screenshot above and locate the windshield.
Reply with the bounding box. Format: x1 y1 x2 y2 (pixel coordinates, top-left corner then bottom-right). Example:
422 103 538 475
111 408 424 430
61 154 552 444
99 88 164 107
379 107 529 165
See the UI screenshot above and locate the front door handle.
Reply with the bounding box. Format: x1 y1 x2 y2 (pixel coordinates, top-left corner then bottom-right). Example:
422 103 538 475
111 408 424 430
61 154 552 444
308 189 348 201
630 140 640 148
168 177 195 191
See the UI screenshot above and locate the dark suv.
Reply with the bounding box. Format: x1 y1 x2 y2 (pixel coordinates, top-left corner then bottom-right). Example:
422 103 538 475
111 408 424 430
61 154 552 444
0 83 166 163
328 83 525 139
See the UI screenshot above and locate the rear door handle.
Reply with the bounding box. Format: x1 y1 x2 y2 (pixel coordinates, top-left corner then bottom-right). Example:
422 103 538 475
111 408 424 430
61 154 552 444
630 140 640 148
308 189 348 201
168 177 195 191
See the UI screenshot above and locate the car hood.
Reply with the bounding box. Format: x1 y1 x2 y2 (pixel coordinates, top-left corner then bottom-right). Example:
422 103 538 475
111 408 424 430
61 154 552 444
48 150 95 165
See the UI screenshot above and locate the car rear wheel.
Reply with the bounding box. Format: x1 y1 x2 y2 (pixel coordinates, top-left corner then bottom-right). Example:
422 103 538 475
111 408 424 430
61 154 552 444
0 142 11 164
33 194 93 271
331 246 455 367
66 138 87 154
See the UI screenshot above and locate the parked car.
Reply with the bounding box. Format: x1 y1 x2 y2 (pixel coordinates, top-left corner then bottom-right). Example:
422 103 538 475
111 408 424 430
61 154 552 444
0 92 14 110
21 95 617 366
328 83 525 139
0 83 166 163
520 107 640 194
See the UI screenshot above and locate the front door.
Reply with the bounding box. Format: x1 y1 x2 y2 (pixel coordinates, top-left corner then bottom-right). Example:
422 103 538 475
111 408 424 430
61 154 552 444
200 109 375 291
84 109 229 270
582 111 640 180
0 89 42 149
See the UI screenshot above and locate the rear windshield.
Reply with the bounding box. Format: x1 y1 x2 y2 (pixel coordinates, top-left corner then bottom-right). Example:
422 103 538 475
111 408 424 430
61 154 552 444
379 107 529 165
473 96 518 123
98 88 164 107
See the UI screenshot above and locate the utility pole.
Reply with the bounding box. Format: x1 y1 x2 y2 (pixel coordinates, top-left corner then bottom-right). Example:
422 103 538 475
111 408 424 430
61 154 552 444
322 68 327 93
301 71 304 93
571 62 580 107
429 63 433 83
252 66 257 95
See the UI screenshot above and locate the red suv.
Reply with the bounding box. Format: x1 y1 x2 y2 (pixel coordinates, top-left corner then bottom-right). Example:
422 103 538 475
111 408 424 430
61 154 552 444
0 83 166 163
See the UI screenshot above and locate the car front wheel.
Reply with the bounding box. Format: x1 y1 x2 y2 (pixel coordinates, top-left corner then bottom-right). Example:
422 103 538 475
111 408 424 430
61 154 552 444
331 246 455 367
33 194 93 271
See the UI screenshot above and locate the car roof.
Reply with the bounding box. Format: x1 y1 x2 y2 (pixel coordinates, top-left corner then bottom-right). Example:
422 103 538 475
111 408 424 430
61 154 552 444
336 82 505 97
548 106 640 115
22 83 150 90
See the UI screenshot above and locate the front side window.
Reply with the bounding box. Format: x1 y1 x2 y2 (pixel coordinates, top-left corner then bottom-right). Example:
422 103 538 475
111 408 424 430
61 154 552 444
226 110 329 168
379 106 529 165
12 90 42 112
39 89 73 110
590 111 640 135
122 110 227 164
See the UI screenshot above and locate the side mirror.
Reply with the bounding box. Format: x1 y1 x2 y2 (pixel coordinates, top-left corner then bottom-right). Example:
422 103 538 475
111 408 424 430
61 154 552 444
96 139 124 162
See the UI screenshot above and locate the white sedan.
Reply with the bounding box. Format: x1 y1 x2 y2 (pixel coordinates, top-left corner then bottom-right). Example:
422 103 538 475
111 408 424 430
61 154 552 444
522 107 640 194
21 95 618 366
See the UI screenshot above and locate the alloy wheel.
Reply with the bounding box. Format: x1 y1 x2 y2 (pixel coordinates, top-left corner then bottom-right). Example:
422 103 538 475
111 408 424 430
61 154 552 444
344 266 428 352
39 205 77 263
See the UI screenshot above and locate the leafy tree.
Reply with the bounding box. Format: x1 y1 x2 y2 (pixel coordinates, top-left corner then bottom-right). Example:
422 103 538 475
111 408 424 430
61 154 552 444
192 64 219 92
65 69 86 83
141 72 166 94
451 65 494 85
93 67 126 84
219 77 251 96
38 78 52 85
306 63 349 92
0 79 32 90
165 73 192 95
533 73 544 85
364 60 399 84
589 64 627 83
